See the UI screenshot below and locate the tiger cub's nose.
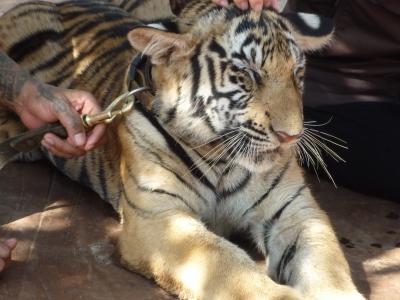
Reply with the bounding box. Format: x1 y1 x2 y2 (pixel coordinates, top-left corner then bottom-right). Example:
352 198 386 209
275 131 303 144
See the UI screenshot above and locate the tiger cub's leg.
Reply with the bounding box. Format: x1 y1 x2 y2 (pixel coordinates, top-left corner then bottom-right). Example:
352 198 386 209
248 185 365 300
119 206 303 300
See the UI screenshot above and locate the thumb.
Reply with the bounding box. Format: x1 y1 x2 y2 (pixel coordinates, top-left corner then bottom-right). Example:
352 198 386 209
55 103 86 147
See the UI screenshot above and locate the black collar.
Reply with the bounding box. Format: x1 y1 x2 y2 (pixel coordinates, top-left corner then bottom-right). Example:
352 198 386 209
127 53 155 95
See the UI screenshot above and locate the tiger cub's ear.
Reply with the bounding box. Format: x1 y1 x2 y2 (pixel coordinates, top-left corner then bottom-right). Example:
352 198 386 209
282 12 334 52
128 27 195 65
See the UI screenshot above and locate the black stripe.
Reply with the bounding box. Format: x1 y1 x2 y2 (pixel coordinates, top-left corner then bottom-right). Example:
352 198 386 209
91 59 127 97
38 22 135 80
48 70 73 87
276 236 298 284
125 162 196 213
190 45 202 101
153 19 180 34
97 155 108 201
98 67 126 107
51 155 66 172
125 117 211 205
191 148 223 176
134 102 215 192
72 13 128 36
126 0 146 12
30 48 71 76
78 155 92 188
153 161 209 207
121 182 150 215
124 123 164 161
219 171 251 200
206 56 243 100
274 185 306 219
119 0 131 9
15 7 56 19
263 220 273 255
164 106 177 124
225 6 244 21
235 19 257 34
126 124 208 206
263 185 306 254
208 39 226 58
61 3 126 21
69 40 131 87
62 0 118 7
243 161 291 216
242 34 261 48
8 30 60 63
138 186 196 213
162 84 180 123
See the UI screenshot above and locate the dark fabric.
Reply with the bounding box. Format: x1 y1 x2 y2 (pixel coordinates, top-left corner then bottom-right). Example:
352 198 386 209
286 0 400 106
304 104 400 201
286 0 400 201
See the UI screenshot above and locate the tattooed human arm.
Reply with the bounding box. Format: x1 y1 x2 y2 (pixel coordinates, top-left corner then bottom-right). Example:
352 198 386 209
0 51 106 157
0 51 31 106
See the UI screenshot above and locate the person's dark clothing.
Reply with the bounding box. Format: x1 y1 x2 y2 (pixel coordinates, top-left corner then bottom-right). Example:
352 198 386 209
286 0 400 201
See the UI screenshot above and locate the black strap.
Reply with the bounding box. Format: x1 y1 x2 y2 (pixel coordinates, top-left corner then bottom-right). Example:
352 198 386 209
127 54 155 94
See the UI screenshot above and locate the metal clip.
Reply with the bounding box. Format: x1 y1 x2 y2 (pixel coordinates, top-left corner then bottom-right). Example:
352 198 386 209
82 86 150 128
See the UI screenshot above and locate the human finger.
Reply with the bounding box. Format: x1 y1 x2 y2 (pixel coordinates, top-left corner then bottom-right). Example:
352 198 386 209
72 91 101 115
5 238 17 250
233 0 249 10
249 0 263 12
70 92 107 150
52 100 87 148
42 134 85 158
0 243 11 259
42 140 73 159
212 0 229 7
85 124 107 151
264 0 279 10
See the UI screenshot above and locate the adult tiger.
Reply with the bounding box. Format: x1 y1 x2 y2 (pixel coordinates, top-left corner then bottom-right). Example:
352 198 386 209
0 0 365 299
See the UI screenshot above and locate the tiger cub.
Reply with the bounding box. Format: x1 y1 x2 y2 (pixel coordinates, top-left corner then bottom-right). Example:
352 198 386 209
0 1 365 299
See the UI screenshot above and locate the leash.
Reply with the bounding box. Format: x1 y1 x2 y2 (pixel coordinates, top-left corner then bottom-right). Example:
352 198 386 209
0 52 154 170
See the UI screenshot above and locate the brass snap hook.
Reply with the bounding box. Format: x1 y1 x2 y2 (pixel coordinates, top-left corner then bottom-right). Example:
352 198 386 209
81 86 150 128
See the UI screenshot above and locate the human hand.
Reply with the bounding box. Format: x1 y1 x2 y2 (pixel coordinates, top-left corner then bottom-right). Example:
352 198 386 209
212 0 279 12
14 80 106 158
0 238 17 272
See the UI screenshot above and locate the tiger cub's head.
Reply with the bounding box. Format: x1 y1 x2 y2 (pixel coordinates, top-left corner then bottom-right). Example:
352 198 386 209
128 1 333 172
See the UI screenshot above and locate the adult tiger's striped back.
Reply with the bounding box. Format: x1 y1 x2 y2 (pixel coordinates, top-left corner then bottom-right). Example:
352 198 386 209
0 1 365 299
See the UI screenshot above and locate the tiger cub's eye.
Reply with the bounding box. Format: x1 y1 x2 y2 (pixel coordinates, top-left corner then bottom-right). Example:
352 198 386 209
229 63 260 92
293 66 305 91
237 69 254 92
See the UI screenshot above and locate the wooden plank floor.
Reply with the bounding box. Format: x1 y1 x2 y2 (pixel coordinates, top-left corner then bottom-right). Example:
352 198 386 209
0 1 399 300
